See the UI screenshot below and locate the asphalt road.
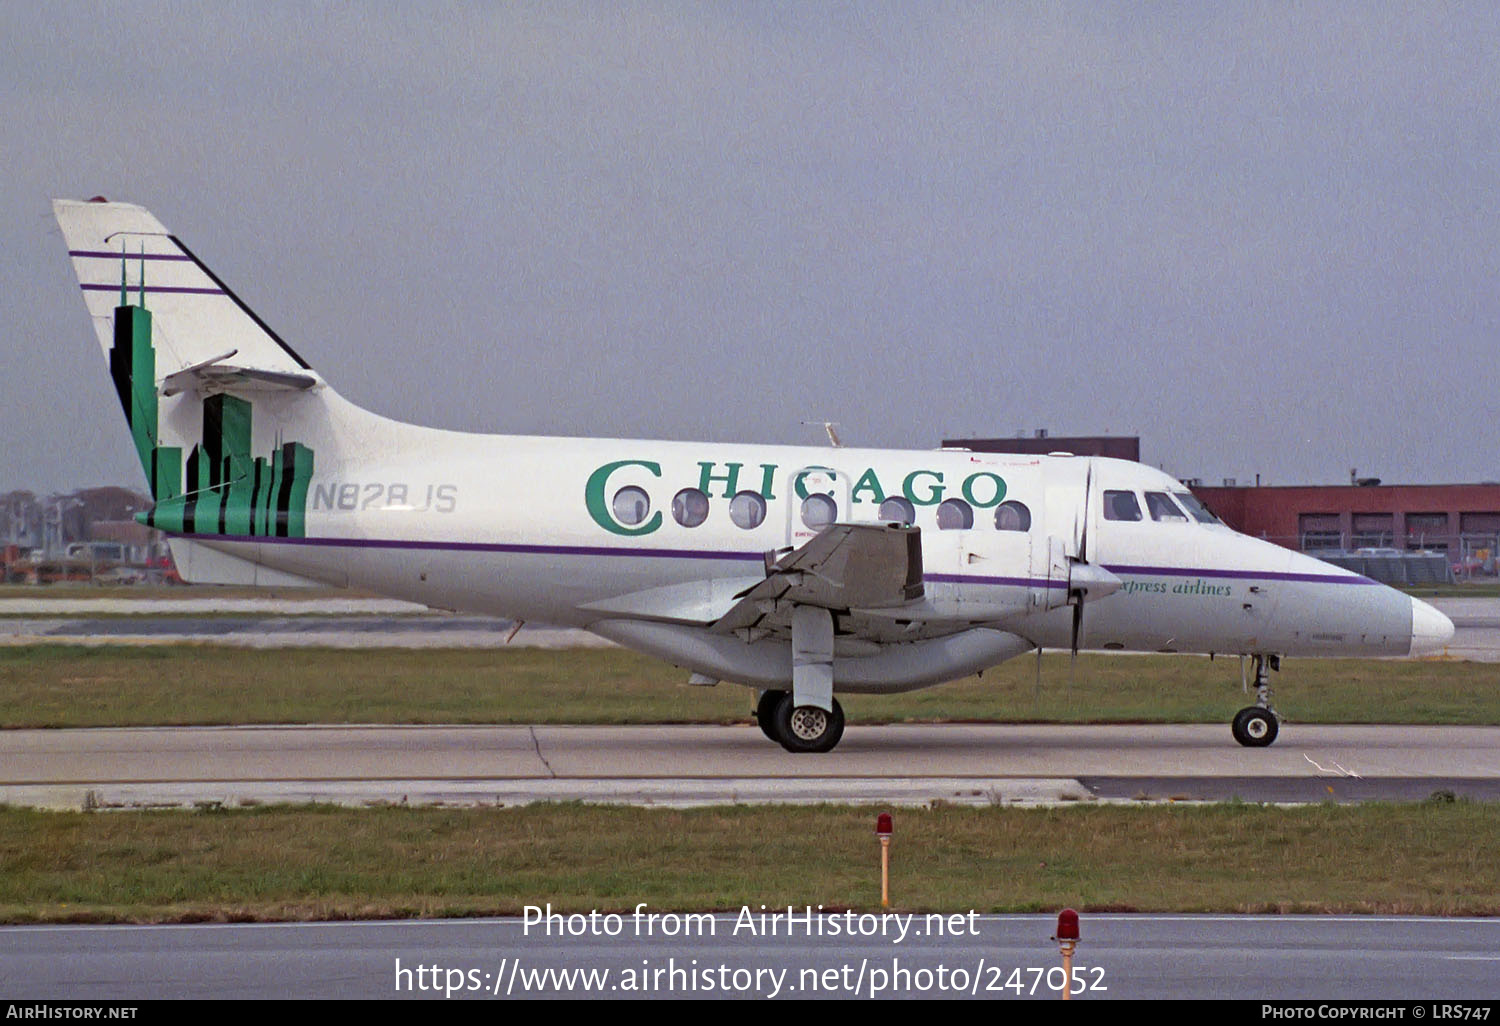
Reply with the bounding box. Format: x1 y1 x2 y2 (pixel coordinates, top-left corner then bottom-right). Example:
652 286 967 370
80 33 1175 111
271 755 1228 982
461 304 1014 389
3 915 1497 1000
4 723 1498 808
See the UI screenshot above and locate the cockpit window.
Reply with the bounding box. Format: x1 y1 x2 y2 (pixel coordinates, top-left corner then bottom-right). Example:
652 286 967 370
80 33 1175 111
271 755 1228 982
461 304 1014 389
1144 491 1188 522
1102 490 1143 522
1173 492 1221 524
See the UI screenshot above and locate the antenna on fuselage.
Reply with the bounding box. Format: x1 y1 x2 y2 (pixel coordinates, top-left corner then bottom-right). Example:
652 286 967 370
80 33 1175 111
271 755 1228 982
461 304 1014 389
801 421 843 447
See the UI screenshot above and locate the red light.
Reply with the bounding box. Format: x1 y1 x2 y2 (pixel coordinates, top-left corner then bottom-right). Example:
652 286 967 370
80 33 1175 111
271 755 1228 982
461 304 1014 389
1055 908 1080 941
875 813 893 836
87 196 109 203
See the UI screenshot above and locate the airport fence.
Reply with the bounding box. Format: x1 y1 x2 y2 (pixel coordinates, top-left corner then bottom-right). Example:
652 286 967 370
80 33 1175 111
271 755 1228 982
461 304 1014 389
1256 533 1499 586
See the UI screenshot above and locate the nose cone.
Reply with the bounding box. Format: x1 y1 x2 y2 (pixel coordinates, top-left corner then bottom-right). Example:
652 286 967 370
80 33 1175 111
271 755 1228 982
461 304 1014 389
1409 597 1455 657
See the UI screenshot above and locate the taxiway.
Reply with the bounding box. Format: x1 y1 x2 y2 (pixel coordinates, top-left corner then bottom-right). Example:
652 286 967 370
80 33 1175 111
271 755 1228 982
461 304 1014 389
3 722 1497 809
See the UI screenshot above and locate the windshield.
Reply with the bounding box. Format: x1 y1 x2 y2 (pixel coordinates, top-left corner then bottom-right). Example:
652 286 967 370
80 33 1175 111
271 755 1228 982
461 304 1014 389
1145 491 1189 522
1173 492 1221 524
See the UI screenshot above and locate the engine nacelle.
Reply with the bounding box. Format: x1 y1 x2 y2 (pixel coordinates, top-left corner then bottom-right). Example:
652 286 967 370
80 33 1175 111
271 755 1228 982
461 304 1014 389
589 619 1033 694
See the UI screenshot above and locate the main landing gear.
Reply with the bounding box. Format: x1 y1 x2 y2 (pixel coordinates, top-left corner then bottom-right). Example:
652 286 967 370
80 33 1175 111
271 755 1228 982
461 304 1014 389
1232 654 1281 747
755 689 845 753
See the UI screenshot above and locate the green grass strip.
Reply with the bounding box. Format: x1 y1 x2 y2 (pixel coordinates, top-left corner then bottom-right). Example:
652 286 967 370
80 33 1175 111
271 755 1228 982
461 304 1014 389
0 645 1496 728
2 802 1496 923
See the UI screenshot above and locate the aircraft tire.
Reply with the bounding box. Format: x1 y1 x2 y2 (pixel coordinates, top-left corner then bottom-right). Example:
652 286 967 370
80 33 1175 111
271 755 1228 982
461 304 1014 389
755 689 787 743
772 693 845 753
1231 706 1278 747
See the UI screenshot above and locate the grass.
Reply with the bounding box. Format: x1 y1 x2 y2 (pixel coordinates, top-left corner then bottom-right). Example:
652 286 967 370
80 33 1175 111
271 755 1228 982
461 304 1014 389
0 645 1495 729
1401 581 1500 598
2 801 1495 923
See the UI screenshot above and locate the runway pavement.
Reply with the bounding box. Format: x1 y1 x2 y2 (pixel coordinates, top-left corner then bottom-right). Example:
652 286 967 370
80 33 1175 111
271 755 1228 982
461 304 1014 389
4 723 1498 809
4 914 1499 1000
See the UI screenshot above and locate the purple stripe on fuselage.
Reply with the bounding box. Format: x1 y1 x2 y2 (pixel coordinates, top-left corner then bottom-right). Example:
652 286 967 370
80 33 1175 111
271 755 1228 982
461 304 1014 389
80 283 224 296
176 533 767 563
70 249 194 261
184 533 1062 585
1104 563 1378 586
165 535 1381 588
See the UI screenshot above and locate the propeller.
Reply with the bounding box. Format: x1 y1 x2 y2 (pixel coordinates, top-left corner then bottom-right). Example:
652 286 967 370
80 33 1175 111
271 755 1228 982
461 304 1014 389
1039 460 1121 694
1068 462 1094 684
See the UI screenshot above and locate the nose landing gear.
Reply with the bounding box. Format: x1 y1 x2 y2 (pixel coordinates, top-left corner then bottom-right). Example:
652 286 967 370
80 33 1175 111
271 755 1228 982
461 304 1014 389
1232 654 1281 747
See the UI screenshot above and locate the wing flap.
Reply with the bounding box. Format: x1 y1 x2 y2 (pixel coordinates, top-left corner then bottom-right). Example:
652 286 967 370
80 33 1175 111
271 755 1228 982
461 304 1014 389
712 522 923 636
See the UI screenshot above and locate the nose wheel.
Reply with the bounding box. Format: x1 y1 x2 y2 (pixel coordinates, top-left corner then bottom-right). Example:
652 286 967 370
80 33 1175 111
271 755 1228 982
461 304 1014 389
1232 705 1278 747
1232 654 1281 747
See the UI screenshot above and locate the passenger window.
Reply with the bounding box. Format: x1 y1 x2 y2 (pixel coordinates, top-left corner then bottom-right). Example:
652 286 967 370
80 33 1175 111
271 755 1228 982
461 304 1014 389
1103 490 1143 522
936 498 974 531
994 500 1031 532
1145 491 1188 522
728 490 767 530
1173 492 1221 524
801 493 838 529
671 487 709 528
612 486 652 527
878 496 916 526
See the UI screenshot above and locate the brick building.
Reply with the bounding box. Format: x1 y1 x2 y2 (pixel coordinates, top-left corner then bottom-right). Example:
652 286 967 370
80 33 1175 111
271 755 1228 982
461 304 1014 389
1192 482 1500 579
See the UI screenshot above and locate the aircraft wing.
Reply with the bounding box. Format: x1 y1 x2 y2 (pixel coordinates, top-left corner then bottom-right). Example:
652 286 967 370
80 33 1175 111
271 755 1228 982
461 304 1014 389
711 522 924 637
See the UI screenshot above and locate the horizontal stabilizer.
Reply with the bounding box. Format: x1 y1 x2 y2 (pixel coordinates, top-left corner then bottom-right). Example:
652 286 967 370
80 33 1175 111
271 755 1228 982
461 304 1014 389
160 360 319 397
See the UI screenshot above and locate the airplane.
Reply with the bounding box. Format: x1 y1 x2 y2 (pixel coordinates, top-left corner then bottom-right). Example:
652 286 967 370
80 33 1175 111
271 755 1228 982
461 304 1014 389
51 198 1456 753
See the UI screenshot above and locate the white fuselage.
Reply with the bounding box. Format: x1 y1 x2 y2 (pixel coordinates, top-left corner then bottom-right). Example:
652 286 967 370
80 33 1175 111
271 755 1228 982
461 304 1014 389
188 417 1427 692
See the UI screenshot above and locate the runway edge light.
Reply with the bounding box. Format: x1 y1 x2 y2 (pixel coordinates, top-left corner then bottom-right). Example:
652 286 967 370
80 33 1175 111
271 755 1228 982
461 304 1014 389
1052 908 1080 1000
875 813 893 908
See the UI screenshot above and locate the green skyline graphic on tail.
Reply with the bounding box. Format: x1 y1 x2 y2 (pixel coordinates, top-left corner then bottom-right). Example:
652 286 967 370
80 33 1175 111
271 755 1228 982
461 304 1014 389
109 253 314 538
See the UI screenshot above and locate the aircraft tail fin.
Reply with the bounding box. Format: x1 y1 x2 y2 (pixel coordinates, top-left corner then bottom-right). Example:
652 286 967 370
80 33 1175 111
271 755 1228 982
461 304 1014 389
53 198 335 539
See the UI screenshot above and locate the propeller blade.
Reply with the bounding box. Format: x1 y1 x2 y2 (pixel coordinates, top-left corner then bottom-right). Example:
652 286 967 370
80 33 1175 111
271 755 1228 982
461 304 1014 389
1068 459 1095 690
1078 460 1093 563
1069 596 1083 686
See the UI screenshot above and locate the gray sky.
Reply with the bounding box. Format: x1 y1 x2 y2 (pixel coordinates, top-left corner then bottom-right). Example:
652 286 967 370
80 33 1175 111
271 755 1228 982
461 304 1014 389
3 2 1497 495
